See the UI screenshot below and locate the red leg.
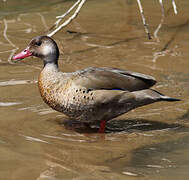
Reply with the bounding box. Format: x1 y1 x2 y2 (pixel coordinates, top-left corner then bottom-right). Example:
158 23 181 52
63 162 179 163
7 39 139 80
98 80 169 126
98 120 106 133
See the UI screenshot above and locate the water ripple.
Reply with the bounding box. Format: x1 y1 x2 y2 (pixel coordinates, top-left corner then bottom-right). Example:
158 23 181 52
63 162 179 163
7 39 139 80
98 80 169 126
0 79 37 86
20 134 50 144
42 134 87 143
0 101 22 106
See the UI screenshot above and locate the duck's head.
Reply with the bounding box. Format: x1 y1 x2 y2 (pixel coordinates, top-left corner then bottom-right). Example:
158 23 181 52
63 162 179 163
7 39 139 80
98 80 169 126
12 36 59 66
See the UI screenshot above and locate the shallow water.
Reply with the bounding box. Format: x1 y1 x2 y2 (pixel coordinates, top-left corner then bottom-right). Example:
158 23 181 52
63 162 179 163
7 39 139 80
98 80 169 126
0 0 189 180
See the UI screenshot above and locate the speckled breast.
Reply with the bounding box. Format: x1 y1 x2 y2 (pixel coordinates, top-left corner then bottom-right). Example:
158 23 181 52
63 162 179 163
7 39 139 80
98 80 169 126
38 71 96 121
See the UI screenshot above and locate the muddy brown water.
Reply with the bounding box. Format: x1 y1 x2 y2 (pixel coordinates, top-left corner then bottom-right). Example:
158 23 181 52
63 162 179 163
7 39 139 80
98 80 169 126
0 0 189 180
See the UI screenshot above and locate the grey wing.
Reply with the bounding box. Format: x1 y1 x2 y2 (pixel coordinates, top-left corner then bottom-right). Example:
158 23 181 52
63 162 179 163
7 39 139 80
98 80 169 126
73 67 156 91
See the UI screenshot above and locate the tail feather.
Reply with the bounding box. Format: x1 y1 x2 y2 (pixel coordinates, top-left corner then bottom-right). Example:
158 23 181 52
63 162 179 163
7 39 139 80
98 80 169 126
124 89 181 113
133 89 181 108
159 95 181 102
151 89 181 102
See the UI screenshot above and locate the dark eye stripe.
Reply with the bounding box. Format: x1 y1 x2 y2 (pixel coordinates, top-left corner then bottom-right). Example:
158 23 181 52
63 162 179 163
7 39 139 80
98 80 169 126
35 41 42 46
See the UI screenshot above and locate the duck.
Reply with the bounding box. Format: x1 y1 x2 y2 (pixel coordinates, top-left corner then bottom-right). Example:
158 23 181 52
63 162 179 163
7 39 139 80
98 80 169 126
12 36 180 133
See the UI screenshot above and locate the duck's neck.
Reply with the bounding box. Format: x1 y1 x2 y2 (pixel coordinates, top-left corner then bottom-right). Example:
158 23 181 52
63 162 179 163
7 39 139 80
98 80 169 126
44 61 59 69
43 55 59 69
43 62 59 73
43 45 59 68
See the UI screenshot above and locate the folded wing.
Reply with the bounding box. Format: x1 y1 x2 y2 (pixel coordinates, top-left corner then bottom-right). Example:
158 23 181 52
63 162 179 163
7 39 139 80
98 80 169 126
73 67 156 91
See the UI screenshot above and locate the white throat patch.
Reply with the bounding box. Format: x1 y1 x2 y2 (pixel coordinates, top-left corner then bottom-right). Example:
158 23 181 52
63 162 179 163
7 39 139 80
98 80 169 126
43 44 54 56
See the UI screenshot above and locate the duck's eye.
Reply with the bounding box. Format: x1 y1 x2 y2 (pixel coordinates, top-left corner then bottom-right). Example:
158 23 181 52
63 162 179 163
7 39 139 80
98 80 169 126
35 41 42 46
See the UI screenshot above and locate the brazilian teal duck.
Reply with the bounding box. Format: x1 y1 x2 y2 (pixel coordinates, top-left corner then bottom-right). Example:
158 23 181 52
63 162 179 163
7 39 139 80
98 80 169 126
12 36 180 133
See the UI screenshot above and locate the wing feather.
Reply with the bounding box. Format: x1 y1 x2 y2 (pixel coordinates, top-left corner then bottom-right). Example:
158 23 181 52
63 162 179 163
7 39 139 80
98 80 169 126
72 67 156 91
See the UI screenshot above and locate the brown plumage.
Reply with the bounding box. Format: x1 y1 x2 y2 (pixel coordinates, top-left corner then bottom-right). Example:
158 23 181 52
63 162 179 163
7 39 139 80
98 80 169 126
12 36 180 133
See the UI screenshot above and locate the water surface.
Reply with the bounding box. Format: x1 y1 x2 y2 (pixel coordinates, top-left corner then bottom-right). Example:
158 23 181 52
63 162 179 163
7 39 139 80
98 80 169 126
0 0 189 180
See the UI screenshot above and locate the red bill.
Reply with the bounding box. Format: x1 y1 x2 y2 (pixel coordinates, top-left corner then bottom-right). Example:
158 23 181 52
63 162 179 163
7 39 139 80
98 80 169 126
12 48 32 60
